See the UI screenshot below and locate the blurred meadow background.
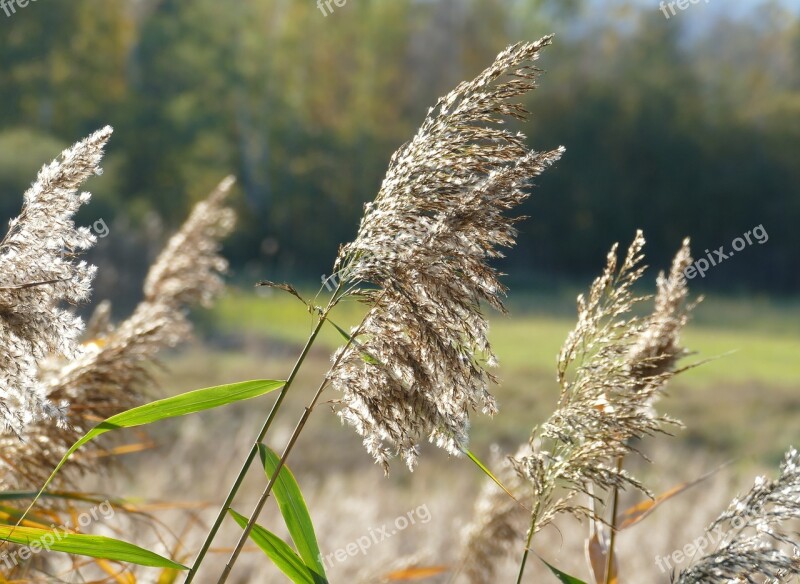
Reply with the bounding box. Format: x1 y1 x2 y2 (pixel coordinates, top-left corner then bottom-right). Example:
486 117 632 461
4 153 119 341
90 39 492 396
1 0 799 581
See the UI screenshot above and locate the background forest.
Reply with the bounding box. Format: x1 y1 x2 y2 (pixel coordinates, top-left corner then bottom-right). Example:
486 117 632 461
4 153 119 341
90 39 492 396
2 0 799 306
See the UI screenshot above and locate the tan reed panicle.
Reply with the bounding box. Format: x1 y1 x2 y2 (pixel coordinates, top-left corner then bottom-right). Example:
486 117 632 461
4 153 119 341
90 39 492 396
458 234 697 582
327 36 564 473
0 177 236 490
0 127 111 438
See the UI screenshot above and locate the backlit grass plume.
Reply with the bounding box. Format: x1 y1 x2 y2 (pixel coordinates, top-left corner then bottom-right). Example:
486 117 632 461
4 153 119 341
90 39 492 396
627 237 696 394
328 36 564 473
0 127 111 437
512 233 694 533
457 234 696 583
0 177 236 489
676 447 800 583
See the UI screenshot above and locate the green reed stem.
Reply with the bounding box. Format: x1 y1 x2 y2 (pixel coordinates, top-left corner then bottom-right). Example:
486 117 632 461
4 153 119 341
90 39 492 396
604 455 624 584
515 501 540 584
216 383 324 583
185 288 338 583
216 286 373 583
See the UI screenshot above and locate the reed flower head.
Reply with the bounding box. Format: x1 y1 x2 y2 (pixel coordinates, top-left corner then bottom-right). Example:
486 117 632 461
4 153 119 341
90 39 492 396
455 236 696 583
459 444 530 584
0 177 236 489
0 126 111 436
143 176 236 309
677 447 800 583
627 238 696 391
512 233 695 534
328 36 564 473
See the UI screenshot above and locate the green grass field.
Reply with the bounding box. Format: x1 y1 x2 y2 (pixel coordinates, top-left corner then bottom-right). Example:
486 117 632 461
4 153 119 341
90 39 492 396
207 287 800 388
187 287 800 467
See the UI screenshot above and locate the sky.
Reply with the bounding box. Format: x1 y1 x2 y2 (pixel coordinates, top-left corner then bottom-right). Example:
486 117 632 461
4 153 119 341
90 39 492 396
617 0 800 21
575 0 800 41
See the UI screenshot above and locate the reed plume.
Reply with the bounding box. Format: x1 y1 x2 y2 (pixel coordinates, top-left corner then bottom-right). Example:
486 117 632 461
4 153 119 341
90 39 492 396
0 177 236 489
327 36 564 473
513 233 694 533
0 127 111 437
676 447 800 583
458 234 696 582
627 238 696 394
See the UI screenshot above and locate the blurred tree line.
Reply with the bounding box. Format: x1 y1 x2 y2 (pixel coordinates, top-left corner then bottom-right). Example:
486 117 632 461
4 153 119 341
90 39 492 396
0 0 798 298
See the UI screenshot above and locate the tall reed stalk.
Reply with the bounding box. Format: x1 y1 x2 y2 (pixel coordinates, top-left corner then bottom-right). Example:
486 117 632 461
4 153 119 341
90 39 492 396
6 34 797 584
185 282 344 583
189 36 563 582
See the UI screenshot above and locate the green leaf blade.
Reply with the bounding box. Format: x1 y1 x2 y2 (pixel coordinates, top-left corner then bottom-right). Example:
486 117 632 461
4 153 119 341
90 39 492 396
98 379 286 432
23 380 284 525
258 444 327 582
540 558 588 584
229 509 317 584
464 448 528 511
327 320 378 364
0 524 186 569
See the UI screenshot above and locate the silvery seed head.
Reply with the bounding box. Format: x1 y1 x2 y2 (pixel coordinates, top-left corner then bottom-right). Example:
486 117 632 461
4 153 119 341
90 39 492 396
0 126 111 437
677 447 800 583
327 36 564 473
514 233 696 534
0 177 236 489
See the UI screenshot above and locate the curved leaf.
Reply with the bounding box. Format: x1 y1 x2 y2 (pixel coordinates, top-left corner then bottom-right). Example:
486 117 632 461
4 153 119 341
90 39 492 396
259 445 327 581
618 462 730 530
0 524 186 569
384 566 450 580
19 380 284 527
229 509 317 584
464 449 528 512
541 558 588 584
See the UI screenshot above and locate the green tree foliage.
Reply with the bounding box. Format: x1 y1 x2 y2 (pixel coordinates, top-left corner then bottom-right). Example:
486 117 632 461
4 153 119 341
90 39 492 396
0 0 797 292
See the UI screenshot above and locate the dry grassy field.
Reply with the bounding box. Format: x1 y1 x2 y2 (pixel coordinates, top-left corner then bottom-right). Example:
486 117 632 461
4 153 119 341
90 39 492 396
83 289 800 582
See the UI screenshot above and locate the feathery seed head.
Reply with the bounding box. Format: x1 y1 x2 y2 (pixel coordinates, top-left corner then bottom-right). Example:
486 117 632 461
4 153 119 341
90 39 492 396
144 175 236 308
515 233 696 535
677 447 800 583
328 37 564 473
0 126 111 436
627 238 697 391
0 176 236 489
